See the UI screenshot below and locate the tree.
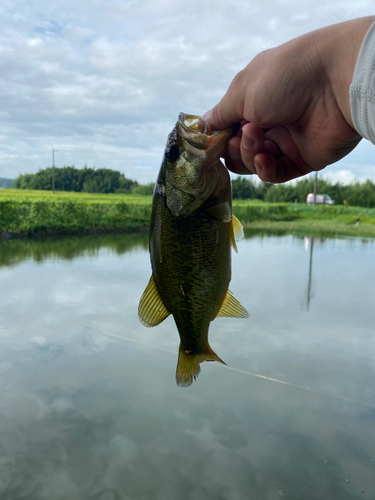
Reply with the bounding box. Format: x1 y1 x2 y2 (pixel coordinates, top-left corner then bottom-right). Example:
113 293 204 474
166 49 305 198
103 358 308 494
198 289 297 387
14 166 138 194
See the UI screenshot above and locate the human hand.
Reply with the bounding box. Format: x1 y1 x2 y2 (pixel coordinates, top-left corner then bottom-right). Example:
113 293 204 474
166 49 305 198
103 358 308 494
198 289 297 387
200 17 374 183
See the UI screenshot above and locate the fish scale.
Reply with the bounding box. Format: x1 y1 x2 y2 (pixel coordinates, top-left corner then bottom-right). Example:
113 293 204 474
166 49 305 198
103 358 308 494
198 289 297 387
151 200 231 352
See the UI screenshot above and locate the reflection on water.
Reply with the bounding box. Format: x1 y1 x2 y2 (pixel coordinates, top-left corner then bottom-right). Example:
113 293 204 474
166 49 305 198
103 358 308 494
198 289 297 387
306 236 314 311
0 232 149 268
304 236 321 311
0 231 374 499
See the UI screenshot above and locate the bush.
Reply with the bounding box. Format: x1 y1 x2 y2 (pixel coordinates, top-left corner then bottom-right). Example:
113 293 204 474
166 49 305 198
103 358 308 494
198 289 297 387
232 175 375 208
131 183 155 196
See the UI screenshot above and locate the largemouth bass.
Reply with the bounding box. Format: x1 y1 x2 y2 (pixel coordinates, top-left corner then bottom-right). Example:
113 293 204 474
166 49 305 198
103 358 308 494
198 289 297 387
138 113 249 387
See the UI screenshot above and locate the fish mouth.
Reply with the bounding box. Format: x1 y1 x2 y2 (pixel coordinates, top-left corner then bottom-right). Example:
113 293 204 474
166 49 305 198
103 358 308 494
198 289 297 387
176 112 239 160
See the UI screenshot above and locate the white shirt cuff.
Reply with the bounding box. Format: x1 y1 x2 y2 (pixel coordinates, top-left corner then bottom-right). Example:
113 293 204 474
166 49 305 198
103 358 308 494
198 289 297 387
349 22 375 144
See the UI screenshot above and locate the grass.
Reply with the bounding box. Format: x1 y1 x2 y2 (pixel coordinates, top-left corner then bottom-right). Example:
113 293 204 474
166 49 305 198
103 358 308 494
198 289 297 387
0 188 152 204
232 199 375 237
242 219 375 238
1 189 375 239
0 189 152 237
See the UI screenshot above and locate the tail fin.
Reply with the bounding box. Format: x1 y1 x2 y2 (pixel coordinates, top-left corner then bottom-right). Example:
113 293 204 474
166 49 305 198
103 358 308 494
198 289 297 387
176 344 226 387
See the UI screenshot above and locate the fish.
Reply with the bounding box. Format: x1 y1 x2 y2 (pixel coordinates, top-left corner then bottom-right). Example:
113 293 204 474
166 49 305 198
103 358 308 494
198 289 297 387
138 112 249 387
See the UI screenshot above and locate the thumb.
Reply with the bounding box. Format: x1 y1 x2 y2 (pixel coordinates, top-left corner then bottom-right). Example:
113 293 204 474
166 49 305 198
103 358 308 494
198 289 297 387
200 83 244 132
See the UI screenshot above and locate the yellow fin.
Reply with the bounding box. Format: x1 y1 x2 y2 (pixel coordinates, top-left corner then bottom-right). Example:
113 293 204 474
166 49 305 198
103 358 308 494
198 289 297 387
206 202 232 223
216 289 249 318
176 344 226 387
138 275 170 327
233 214 244 240
229 219 238 253
230 214 244 253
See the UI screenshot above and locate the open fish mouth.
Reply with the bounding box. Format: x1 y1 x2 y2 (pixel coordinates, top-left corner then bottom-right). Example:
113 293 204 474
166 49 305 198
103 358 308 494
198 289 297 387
176 112 239 160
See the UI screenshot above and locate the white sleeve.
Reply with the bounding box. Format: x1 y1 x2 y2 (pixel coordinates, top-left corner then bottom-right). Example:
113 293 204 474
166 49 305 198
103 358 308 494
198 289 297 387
349 22 375 144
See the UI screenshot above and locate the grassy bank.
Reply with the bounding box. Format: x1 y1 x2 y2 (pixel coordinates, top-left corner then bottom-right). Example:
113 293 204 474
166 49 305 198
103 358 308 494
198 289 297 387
0 190 152 237
232 200 375 237
1 189 375 238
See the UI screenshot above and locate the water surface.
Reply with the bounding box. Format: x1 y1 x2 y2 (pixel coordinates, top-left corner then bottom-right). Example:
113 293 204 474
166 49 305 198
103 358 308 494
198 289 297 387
0 231 374 500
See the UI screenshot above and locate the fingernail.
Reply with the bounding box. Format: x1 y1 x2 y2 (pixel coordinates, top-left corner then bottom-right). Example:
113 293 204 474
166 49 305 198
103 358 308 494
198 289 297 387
243 135 255 150
254 160 263 173
199 110 212 132
200 110 211 122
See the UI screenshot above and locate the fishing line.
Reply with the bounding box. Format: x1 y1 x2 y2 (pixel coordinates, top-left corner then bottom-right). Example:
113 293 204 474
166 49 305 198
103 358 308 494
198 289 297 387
219 364 375 409
89 326 375 409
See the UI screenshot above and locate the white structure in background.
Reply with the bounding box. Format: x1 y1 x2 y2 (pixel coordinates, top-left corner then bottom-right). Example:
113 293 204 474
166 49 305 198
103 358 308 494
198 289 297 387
306 193 335 205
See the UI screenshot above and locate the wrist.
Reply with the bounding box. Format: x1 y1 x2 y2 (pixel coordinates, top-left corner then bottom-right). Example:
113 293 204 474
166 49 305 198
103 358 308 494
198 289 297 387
322 17 375 130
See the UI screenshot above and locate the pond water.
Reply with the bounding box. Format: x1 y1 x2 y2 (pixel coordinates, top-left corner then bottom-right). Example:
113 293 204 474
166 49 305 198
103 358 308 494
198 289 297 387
0 231 374 500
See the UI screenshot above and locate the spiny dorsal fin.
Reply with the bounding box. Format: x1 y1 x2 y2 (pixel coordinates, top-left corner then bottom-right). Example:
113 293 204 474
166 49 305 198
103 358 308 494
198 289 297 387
176 344 226 387
205 202 232 223
138 275 170 327
216 289 249 318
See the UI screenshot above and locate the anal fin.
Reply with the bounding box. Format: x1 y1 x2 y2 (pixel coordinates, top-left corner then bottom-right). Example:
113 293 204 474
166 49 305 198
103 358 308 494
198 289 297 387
216 289 249 318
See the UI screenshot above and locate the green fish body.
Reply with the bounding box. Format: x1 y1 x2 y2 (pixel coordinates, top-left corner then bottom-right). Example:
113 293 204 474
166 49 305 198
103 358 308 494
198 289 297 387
139 113 249 386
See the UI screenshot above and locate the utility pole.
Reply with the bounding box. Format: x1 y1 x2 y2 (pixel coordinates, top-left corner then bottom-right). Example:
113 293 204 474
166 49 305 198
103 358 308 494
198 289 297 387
313 171 318 206
52 149 58 193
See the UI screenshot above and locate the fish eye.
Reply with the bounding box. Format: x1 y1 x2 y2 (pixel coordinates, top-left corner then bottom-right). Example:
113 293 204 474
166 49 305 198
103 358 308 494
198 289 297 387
165 144 180 162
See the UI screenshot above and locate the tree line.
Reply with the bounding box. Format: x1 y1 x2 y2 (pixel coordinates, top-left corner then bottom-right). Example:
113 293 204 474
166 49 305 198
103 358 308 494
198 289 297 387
231 176 375 208
11 166 375 207
14 166 154 195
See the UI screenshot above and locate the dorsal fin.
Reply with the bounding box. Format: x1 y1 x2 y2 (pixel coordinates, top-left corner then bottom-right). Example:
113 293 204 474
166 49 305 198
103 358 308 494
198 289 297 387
138 275 170 327
216 289 249 318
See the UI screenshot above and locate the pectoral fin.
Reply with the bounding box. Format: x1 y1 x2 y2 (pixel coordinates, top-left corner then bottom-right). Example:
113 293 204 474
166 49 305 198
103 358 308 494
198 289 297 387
176 344 226 387
138 275 170 327
205 202 232 223
216 289 249 318
229 214 244 253
232 214 244 240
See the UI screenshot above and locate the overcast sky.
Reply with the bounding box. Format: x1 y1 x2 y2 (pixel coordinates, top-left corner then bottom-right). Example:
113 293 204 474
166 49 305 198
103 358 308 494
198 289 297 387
0 0 374 184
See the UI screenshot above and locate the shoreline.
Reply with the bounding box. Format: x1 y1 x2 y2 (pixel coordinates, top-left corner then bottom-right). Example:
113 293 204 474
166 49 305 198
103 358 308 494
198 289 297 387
242 220 375 238
1 190 375 240
0 225 149 241
1 220 374 241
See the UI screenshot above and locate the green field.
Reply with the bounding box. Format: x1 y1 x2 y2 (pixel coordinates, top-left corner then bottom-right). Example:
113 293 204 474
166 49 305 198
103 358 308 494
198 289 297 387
232 199 375 238
0 189 152 237
1 189 375 238
0 189 152 203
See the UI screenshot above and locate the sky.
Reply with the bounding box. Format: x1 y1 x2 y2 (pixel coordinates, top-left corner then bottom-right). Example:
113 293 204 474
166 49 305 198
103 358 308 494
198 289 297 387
0 0 374 185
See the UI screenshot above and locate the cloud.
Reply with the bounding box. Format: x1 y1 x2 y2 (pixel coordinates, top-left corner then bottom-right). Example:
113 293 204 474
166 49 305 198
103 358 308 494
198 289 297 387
0 0 374 183
321 169 357 185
